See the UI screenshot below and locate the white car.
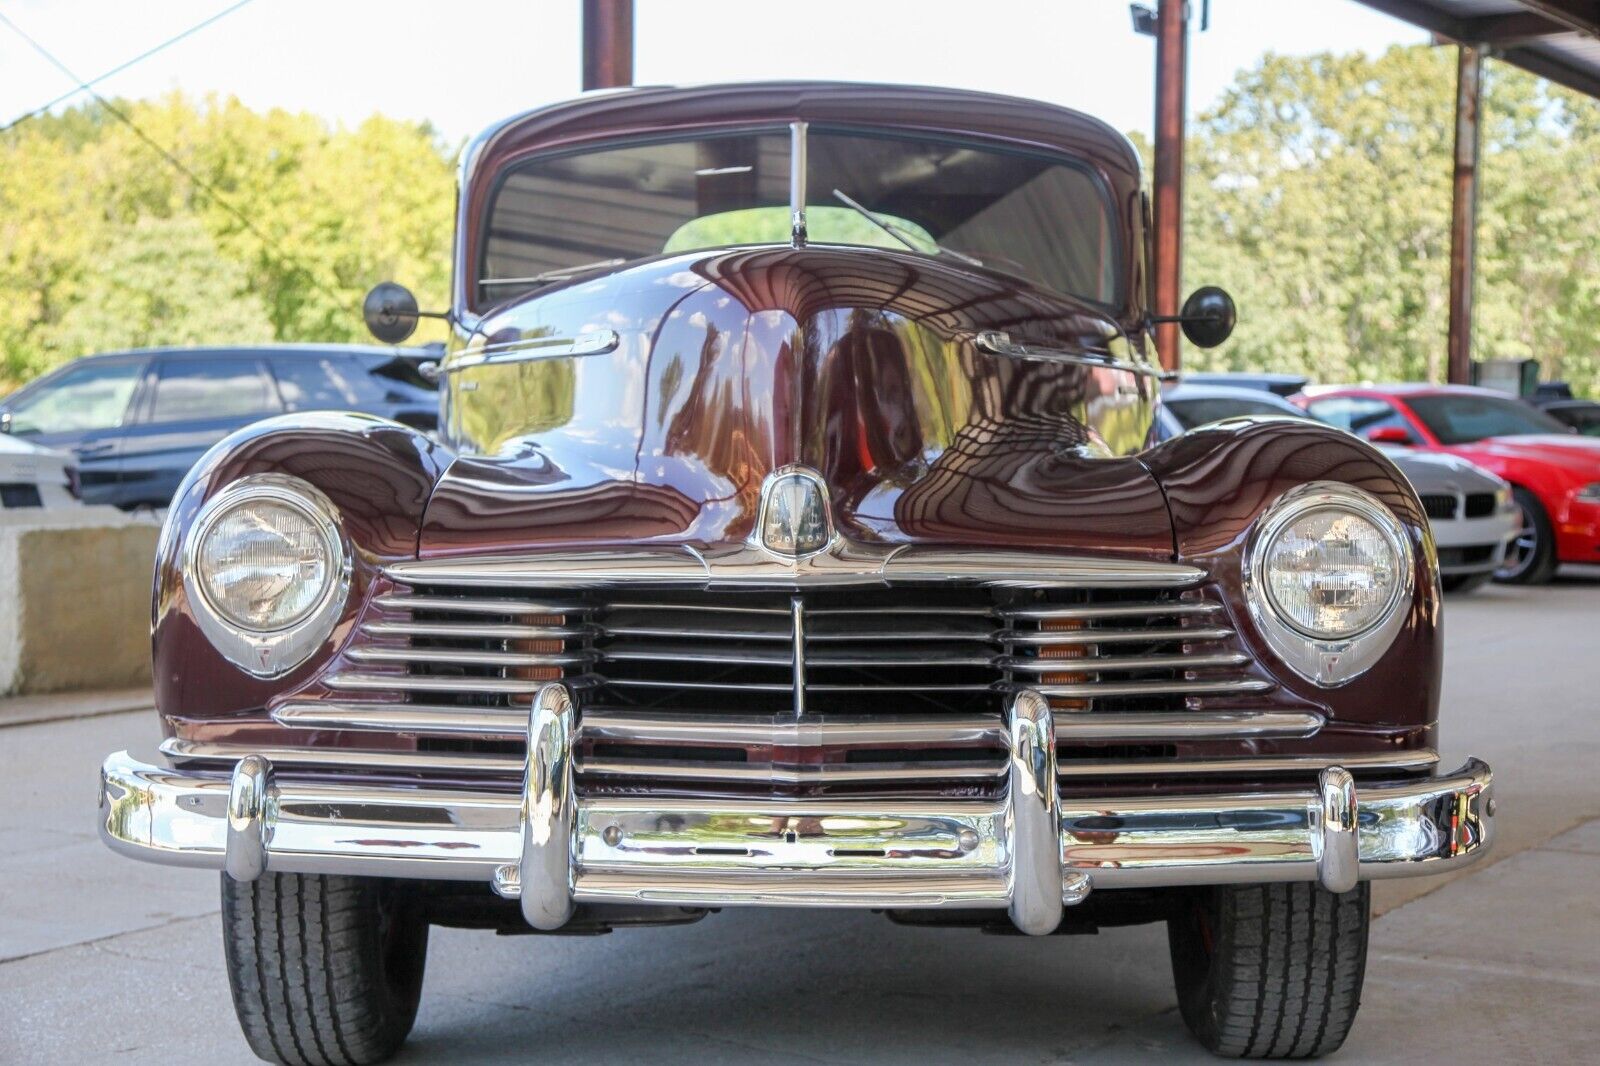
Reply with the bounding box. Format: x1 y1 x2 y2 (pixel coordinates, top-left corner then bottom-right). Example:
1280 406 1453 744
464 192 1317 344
0 434 77 510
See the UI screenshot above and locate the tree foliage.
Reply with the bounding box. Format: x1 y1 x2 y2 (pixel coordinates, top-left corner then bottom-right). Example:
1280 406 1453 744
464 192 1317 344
1172 46 1600 394
0 94 453 388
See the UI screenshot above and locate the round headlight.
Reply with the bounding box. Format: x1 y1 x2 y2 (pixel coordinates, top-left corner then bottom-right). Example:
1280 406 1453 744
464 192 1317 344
1245 483 1415 686
195 498 336 631
1260 507 1401 638
183 475 349 677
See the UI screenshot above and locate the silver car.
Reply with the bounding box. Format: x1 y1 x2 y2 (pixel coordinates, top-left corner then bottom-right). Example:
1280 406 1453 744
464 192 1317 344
1159 383 1518 592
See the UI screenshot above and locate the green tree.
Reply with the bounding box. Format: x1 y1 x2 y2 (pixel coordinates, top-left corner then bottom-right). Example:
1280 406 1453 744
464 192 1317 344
49 215 272 359
0 94 455 390
1175 46 1600 394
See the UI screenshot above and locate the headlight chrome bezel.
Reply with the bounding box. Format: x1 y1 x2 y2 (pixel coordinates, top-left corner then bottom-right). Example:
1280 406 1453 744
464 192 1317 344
1243 482 1416 687
182 474 351 678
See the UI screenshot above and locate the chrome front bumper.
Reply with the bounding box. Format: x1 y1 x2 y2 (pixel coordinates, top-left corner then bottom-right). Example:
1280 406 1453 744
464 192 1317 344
100 685 1494 936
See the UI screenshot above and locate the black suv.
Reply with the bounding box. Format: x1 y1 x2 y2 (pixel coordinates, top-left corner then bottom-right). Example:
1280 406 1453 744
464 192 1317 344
0 345 438 509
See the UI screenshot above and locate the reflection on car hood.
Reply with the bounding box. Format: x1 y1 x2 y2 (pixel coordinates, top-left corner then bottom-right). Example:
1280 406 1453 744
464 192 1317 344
421 246 1172 559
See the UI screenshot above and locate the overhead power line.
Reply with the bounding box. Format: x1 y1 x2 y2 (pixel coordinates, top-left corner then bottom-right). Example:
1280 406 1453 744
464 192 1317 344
1 0 255 134
0 6 345 309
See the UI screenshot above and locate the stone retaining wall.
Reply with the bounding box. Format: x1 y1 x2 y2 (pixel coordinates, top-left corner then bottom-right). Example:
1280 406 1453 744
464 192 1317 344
0 509 159 696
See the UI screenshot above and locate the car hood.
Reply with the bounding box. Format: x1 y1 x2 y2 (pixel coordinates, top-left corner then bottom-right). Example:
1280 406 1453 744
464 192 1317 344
420 246 1173 559
1378 447 1504 493
1464 434 1600 475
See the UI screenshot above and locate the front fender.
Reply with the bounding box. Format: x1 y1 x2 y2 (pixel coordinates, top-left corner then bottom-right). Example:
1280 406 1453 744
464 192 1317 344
1142 417 1440 734
152 413 450 718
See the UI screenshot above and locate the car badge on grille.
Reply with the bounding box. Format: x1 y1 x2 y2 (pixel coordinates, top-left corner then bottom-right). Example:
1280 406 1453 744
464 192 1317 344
758 466 832 557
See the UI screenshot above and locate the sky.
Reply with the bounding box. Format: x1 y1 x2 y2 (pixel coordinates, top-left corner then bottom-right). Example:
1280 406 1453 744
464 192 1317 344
0 0 1428 146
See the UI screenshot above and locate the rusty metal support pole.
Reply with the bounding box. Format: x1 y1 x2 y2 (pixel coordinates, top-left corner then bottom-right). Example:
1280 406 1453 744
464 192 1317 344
1447 45 1483 385
582 0 634 91
1152 0 1188 373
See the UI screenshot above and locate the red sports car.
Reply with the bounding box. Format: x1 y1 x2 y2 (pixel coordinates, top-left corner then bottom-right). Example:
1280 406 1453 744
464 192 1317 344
1297 384 1600 583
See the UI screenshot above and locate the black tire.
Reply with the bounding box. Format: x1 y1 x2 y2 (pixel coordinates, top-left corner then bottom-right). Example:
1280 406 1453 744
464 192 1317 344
1494 487 1557 585
1168 882 1370 1059
222 873 429 1065
1440 571 1491 594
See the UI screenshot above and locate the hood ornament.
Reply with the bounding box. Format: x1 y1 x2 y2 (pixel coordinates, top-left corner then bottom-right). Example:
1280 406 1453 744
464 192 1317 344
756 466 833 557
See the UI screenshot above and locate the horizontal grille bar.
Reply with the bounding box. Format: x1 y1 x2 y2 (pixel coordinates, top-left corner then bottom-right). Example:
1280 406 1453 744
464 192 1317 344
1003 651 1250 673
273 702 527 737
346 647 593 668
373 593 588 615
573 757 1006 784
269 704 1323 744
362 621 591 640
1006 626 1235 645
164 738 1437 780
1000 601 1222 620
325 672 549 695
1033 678 1275 697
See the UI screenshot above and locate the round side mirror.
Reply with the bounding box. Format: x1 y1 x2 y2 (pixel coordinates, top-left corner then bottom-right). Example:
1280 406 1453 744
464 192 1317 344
1180 286 1236 348
363 282 420 344
1366 426 1413 445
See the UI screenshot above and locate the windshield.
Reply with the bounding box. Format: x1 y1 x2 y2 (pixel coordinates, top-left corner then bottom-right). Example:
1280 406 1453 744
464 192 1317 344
477 127 1119 309
1406 393 1569 444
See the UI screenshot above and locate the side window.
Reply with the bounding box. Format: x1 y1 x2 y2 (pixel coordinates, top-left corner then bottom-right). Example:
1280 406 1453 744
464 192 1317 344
271 356 368 410
1306 397 1409 435
7 361 144 435
148 358 279 424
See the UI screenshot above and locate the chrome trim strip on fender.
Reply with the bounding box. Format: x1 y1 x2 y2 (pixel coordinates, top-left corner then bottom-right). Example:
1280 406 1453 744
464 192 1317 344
443 328 620 373
973 330 1164 377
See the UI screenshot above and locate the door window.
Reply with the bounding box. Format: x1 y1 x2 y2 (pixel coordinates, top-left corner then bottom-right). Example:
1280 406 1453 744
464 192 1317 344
149 358 279 424
7 361 144 435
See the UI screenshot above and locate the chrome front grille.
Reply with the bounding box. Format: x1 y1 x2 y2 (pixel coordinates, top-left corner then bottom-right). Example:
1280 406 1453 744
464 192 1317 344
253 573 1328 788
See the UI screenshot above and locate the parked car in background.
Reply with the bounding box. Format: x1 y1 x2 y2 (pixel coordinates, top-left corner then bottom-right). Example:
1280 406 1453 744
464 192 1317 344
1160 383 1517 591
0 345 438 510
98 83 1493 1064
1537 399 1600 437
1296 384 1600 583
0 435 77 510
1181 370 1309 396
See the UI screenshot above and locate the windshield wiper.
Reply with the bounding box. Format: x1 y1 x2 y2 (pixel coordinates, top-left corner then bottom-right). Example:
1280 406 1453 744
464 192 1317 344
829 189 984 267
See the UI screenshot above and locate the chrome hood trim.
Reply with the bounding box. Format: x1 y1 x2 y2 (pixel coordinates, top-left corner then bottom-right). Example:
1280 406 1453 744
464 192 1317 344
385 544 1206 590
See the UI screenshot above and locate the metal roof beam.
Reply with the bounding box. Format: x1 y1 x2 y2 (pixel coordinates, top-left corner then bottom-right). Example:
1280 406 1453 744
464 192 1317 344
1357 1 1600 43
1458 11 1571 45
1513 1 1600 38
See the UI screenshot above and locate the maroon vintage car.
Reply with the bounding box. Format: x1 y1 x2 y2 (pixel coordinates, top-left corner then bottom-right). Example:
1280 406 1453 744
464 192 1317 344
100 83 1491 1062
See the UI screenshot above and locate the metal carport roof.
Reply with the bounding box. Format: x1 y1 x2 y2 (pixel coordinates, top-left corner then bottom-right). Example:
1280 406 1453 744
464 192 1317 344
1359 1 1600 98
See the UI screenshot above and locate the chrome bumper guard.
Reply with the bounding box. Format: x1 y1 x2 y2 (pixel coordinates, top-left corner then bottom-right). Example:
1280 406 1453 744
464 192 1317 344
100 685 1494 935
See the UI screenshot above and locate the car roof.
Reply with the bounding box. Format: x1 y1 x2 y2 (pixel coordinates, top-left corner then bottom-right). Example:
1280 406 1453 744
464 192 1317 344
69 344 428 362
1164 382 1304 413
470 81 1142 179
1298 383 1513 400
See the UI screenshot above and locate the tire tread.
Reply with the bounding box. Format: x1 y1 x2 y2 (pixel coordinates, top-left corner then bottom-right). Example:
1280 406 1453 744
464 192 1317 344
222 873 426 1066
1170 881 1369 1059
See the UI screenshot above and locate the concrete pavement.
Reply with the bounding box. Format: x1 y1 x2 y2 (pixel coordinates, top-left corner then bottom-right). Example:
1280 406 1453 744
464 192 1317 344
2 570 1596 1063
